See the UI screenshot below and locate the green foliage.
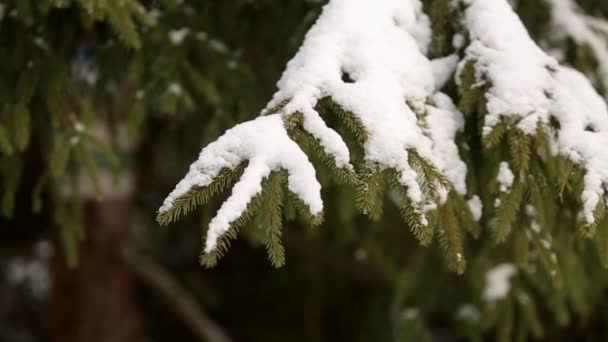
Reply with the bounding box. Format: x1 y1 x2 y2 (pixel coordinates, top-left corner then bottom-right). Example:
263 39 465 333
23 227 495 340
437 195 466 274
316 97 368 143
2 0 608 340
493 178 525 244
156 164 246 226
356 166 386 221
407 148 449 202
259 171 286 268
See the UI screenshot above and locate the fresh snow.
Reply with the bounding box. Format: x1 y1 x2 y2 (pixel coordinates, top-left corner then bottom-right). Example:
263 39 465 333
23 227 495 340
547 0 608 92
161 0 608 254
425 93 467 197
265 0 465 207
459 0 608 225
483 263 517 301
497 161 514 192
169 28 189 45
550 67 608 224
467 195 483 221
458 0 557 136
457 304 480 322
159 115 322 253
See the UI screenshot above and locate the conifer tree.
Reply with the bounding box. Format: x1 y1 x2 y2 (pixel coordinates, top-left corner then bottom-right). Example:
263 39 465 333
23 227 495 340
3 0 608 340
156 0 608 339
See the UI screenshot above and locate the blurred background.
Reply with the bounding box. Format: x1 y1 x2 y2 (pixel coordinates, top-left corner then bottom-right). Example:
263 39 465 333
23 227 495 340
1 0 608 341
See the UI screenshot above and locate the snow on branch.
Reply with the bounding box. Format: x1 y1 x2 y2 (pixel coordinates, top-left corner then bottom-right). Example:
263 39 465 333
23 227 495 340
158 114 322 253
546 0 608 93
159 0 472 262
457 0 608 227
159 0 608 267
264 0 467 210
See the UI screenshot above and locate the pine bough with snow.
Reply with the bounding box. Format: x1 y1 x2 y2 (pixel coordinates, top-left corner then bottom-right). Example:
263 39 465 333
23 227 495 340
158 0 608 273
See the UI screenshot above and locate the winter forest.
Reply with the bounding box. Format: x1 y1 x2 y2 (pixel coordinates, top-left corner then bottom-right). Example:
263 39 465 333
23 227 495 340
1 0 608 341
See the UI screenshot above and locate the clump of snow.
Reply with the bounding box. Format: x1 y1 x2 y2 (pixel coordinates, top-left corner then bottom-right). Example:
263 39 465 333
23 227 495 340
208 39 229 54
265 0 465 208
550 67 608 224
497 162 514 192
458 0 608 225
159 115 322 253
425 93 467 197
169 28 190 45
401 307 420 320
457 304 480 322
168 83 183 95
531 221 541 234
483 263 517 301
458 0 557 136
431 55 459 91
5 241 53 300
74 122 86 133
467 195 483 221
547 0 608 92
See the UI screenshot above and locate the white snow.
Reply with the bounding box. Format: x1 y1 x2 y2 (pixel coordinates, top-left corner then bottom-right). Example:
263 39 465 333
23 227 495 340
168 83 183 95
74 122 85 133
550 67 608 224
161 0 477 253
459 0 608 225
467 195 483 221
161 0 608 255
401 307 420 320
431 55 459 91
264 0 464 208
169 28 190 45
497 161 514 192
159 115 323 253
547 0 608 92
458 0 557 136
531 221 541 234
457 304 480 322
425 93 467 197
483 263 517 301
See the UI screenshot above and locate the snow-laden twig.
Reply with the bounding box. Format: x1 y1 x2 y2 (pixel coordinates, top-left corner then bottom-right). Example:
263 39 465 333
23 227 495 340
546 0 608 92
160 0 471 254
458 0 608 225
264 0 464 205
159 115 322 253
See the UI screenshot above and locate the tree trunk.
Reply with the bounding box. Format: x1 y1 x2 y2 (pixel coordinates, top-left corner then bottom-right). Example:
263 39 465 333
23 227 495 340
48 198 139 342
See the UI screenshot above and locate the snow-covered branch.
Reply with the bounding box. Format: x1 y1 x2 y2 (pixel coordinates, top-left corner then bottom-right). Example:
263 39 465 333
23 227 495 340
159 0 608 267
546 0 608 92
457 0 608 227
159 0 472 258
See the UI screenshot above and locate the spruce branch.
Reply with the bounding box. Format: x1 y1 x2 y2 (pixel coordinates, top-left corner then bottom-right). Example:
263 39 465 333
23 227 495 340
400 197 434 246
356 166 386 221
407 148 450 202
157 164 246 226
438 199 466 274
507 129 532 175
315 97 369 144
494 180 525 244
259 171 287 268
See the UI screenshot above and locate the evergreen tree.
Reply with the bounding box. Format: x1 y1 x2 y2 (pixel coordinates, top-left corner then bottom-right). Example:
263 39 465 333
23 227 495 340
2 0 608 341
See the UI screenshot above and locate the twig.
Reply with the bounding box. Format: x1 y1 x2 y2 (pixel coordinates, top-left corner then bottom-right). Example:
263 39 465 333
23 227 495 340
121 249 233 342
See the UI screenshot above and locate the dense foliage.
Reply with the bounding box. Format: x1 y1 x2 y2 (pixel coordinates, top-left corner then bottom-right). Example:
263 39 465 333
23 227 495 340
2 0 608 341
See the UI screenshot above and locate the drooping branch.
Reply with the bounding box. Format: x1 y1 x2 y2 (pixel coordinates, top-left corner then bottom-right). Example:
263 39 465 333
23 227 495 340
122 250 233 342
